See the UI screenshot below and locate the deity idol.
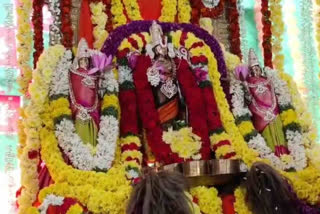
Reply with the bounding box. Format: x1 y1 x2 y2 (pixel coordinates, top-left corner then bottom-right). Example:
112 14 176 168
239 49 289 156
145 21 187 129
69 39 100 147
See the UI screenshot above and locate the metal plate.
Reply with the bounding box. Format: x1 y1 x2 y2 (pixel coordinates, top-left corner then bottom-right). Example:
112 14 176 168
161 159 247 187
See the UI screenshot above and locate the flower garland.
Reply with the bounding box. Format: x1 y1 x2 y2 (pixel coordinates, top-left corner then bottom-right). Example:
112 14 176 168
100 21 320 204
110 0 127 28
48 0 62 46
66 203 83 214
269 0 284 72
229 68 307 171
190 186 223 214
32 0 44 68
226 0 242 58
18 45 66 214
50 53 119 171
163 127 202 160
121 0 178 23
61 0 73 48
177 0 192 23
234 187 252 214
16 0 33 95
38 194 64 214
261 0 273 68
39 182 132 214
190 0 224 21
117 41 144 179
185 36 236 159
90 2 109 50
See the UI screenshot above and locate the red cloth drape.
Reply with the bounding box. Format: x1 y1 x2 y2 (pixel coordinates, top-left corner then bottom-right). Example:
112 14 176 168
137 0 162 20
78 0 94 48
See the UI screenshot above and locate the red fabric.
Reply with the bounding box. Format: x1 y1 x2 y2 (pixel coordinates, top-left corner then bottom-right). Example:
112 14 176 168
221 195 236 214
78 0 94 48
137 0 162 20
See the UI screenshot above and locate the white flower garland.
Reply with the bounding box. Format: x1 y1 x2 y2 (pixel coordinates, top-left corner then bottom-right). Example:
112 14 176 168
39 194 64 214
230 67 307 171
48 0 62 46
50 51 119 171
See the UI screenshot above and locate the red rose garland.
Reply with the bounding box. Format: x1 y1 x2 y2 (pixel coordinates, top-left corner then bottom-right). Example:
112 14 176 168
61 0 73 49
133 55 182 164
226 0 242 58
190 0 224 24
261 0 273 68
175 58 211 160
32 0 44 68
104 0 113 32
117 48 143 178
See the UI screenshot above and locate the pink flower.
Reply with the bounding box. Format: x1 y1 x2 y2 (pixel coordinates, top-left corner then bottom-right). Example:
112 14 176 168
194 68 208 82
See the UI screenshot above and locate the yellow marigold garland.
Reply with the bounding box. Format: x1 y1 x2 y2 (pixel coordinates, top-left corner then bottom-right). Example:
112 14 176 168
111 0 127 28
66 203 84 214
190 186 222 214
120 135 141 147
269 0 285 72
39 183 132 214
234 187 252 214
122 0 142 21
17 108 27 158
177 0 192 23
18 45 66 214
159 0 177 22
90 2 109 49
16 0 33 96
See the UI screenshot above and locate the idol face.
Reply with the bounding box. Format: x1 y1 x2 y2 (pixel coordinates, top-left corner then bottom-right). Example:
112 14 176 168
250 65 262 77
79 57 89 70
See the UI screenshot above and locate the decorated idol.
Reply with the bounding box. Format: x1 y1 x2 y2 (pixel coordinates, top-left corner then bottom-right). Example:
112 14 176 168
69 38 100 147
230 49 307 171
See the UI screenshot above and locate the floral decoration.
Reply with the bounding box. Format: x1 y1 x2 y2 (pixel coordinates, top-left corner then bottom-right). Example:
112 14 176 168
48 0 62 45
38 194 64 214
163 127 202 160
269 0 284 72
32 0 44 68
110 0 127 27
190 0 224 24
90 2 109 49
229 67 307 171
16 0 33 95
234 187 252 214
226 0 242 58
18 45 66 213
261 0 273 68
177 0 192 23
61 0 73 48
190 186 223 214
66 203 84 214
49 51 120 171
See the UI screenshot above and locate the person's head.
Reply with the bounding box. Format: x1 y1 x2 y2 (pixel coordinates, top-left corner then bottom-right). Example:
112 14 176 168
244 162 298 214
126 170 193 214
78 57 89 70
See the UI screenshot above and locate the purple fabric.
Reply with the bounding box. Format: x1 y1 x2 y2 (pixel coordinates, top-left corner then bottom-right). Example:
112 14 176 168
100 21 229 94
